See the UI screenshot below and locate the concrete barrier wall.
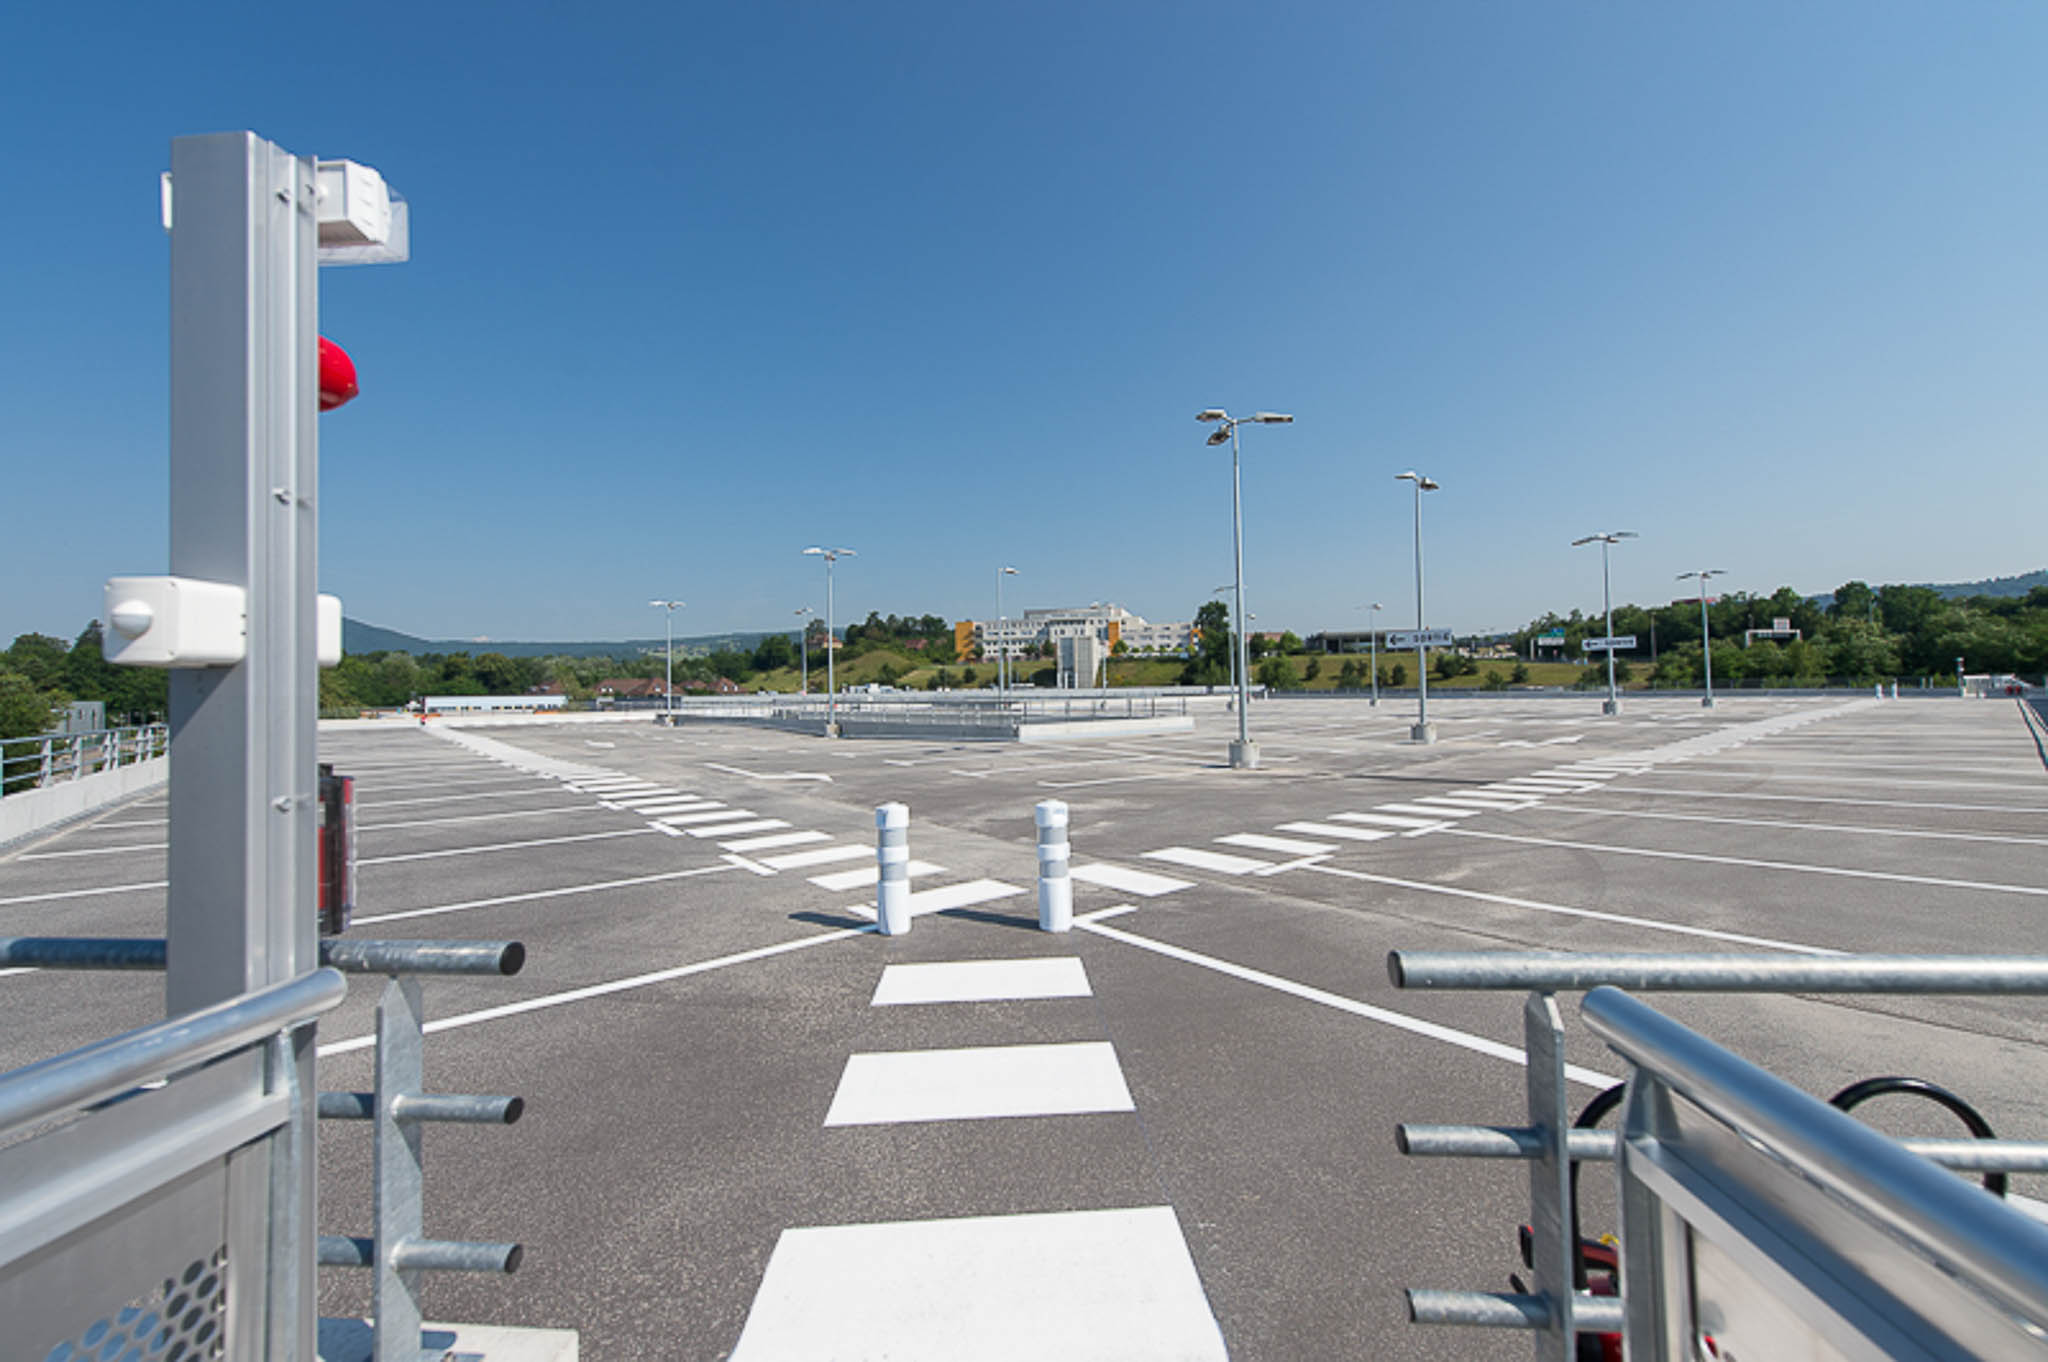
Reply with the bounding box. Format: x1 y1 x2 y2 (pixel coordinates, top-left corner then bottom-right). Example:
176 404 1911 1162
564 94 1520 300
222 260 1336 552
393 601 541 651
0 757 168 850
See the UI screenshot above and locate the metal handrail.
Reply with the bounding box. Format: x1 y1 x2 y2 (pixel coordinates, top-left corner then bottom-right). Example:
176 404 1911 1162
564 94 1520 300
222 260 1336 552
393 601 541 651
0 723 168 794
0 967 346 1138
1389 951 2048 994
1582 985 2048 1327
0 936 526 977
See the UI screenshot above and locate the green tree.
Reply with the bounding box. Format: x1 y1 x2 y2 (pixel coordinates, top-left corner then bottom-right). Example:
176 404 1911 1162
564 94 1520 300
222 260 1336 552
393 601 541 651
5 633 69 689
1303 657 1321 682
1510 662 1529 684
1278 631 1304 655
1181 601 1234 685
1255 656 1296 689
0 670 67 792
1482 669 1507 691
1388 661 1408 687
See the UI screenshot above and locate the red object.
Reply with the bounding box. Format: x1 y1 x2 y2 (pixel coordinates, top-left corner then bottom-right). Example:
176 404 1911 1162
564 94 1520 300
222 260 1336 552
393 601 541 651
318 336 359 411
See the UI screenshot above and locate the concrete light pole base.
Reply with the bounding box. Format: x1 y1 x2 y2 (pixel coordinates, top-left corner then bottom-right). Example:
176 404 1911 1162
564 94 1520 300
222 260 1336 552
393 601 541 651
824 722 842 739
1410 723 1437 744
1701 695 1716 708
1602 699 1621 716
1228 740 1260 769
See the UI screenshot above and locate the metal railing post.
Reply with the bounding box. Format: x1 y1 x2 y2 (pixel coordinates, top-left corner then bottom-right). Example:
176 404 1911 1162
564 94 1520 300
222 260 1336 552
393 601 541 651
374 974 427 1362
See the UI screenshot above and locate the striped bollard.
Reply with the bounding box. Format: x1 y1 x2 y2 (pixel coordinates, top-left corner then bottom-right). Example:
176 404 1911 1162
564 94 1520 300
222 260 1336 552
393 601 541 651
876 802 911 936
1036 799 1072 933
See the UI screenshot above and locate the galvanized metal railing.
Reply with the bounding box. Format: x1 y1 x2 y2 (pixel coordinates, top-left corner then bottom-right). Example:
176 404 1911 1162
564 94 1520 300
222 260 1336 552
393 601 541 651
0 723 168 795
1388 950 2048 1360
0 934 527 1362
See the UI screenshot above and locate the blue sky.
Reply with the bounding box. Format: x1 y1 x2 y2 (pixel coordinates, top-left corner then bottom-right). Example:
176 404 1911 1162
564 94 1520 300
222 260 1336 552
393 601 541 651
5 3 2045 646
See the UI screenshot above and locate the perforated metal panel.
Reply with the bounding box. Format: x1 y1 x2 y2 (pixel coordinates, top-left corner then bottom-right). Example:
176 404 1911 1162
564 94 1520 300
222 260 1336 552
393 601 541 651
42 1246 227 1362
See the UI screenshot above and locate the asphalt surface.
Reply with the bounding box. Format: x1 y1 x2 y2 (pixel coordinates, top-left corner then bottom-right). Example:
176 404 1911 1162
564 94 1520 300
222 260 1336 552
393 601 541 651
3 692 2046 1359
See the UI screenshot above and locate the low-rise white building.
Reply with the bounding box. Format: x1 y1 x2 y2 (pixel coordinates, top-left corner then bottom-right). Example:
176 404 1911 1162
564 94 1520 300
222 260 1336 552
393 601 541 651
954 603 1196 663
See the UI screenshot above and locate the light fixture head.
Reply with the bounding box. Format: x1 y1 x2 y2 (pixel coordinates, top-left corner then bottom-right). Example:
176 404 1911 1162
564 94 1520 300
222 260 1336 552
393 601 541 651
1251 412 1293 424
1002 566 1019 575
1196 409 1226 423
1206 428 1231 446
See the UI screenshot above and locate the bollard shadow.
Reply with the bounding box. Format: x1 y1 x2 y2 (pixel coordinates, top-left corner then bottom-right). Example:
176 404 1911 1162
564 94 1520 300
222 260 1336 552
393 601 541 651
791 909 873 930
934 906 1041 931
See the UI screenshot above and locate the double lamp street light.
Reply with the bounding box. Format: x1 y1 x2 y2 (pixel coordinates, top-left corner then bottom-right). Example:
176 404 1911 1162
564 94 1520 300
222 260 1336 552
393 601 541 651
1198 407 1292 770
802 546 855 733
1572 531 1637 715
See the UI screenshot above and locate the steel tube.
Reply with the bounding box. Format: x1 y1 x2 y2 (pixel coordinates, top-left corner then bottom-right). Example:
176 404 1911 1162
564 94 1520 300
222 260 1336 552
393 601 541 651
1395 1123 1617 1162
0 936 166 970
1407 1290 1624 1333
319 1091 525 1125
0 968 345 1138
321 939 525 976
1582 986 2048 1325
1389 951 2048 993
391 1238 523 1274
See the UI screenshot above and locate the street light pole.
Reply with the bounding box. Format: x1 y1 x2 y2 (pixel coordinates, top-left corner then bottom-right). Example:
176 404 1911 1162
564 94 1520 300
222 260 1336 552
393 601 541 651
1396 472 1439 743
1197 407 1293 769
997 565 1019 700
803 547 856 733
794 606 812 695
1678 570 1725 708
1573 531 1637 715
649 599 683 724
1368 602 1382 706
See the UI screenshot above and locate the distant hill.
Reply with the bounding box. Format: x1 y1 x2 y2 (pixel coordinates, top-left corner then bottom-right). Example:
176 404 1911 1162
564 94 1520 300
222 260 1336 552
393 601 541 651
341 618 784 660
1809 569 2047 611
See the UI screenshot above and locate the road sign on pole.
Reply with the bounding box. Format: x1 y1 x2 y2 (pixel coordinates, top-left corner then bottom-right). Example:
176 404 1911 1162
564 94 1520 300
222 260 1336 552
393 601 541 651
1582 635 1637 652
1387 628 1454 650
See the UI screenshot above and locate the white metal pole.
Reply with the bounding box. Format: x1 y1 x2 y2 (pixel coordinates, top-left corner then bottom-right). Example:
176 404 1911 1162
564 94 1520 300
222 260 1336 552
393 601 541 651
1370 603 1380 706
1602 540 1618 715
1230 423 1253 765
997 568 1006 700
1413 480 1430 740
665 609 673 723
1698 577 1715 708
875 802 911 936
826 558 836 729
798 610 809 695
1035 799 1072 933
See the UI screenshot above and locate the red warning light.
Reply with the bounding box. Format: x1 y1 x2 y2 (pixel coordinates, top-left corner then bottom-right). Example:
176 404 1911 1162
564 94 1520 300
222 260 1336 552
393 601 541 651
318 336 359 411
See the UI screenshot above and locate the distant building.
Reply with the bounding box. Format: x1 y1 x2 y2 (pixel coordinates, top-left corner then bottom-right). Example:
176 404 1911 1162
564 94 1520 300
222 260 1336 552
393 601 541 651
954 603 1195 664
419 694 565 714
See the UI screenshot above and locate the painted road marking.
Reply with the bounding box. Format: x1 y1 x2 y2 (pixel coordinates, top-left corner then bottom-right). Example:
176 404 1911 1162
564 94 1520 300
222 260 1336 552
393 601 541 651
1070 863 1195 897
1539 803 2048 848
1143 847 1274 876
1303 861 1841 954
18 843 166 860
1275 821 1394 843
1329 812 1449 832
1408 795 1535 812
808 861 946 892
1605 786 2048 816
685 818 790 839
720 830 832 853
1217 833 1338 856
761 844 872 871
872 958 1091 1006
823 1041 1134 1126
902 879 1028 916
1373 802 1483 819
357 804 604 832
1078 920 1616 1089
653 808 757 826
1443 827 2048 898
0 879 166 906
353 862 741 926
728 1206 1227 1362
358 827 656 866
319 924 872 1058
1437 791 1542 808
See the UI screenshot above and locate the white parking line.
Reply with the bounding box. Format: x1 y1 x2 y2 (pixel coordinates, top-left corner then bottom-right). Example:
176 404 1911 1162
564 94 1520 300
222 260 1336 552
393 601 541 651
358 804 604 832
808 861 945 891
1217 833 1338 856
1373 802 1483 819
0 880 166 906
1303 861 1841 953
1538 803 2048 848
620 800 722 817
1329 812 1449 832
1070 864 1195 897
720 830 832 853
654 809 756 826
686 818 789 839
353 862 741 925
823 1041 1133 1126
761 844 872 871
359 827 657 866
728 1207 1227 1362
1275 822 1394 843
318 924 870 1057
18 843 166 860
1143 847 1274 876
872 958 1092 1006
1443 828 2048 898
1604 786 2048 816
1078 920 1615 1087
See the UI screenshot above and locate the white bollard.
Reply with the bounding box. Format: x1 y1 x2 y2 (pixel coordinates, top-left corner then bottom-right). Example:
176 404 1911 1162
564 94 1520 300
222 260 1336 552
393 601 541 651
1875 684 1883 700
1890 681 1899 700
1035 799 1072 933
875 802 911 936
